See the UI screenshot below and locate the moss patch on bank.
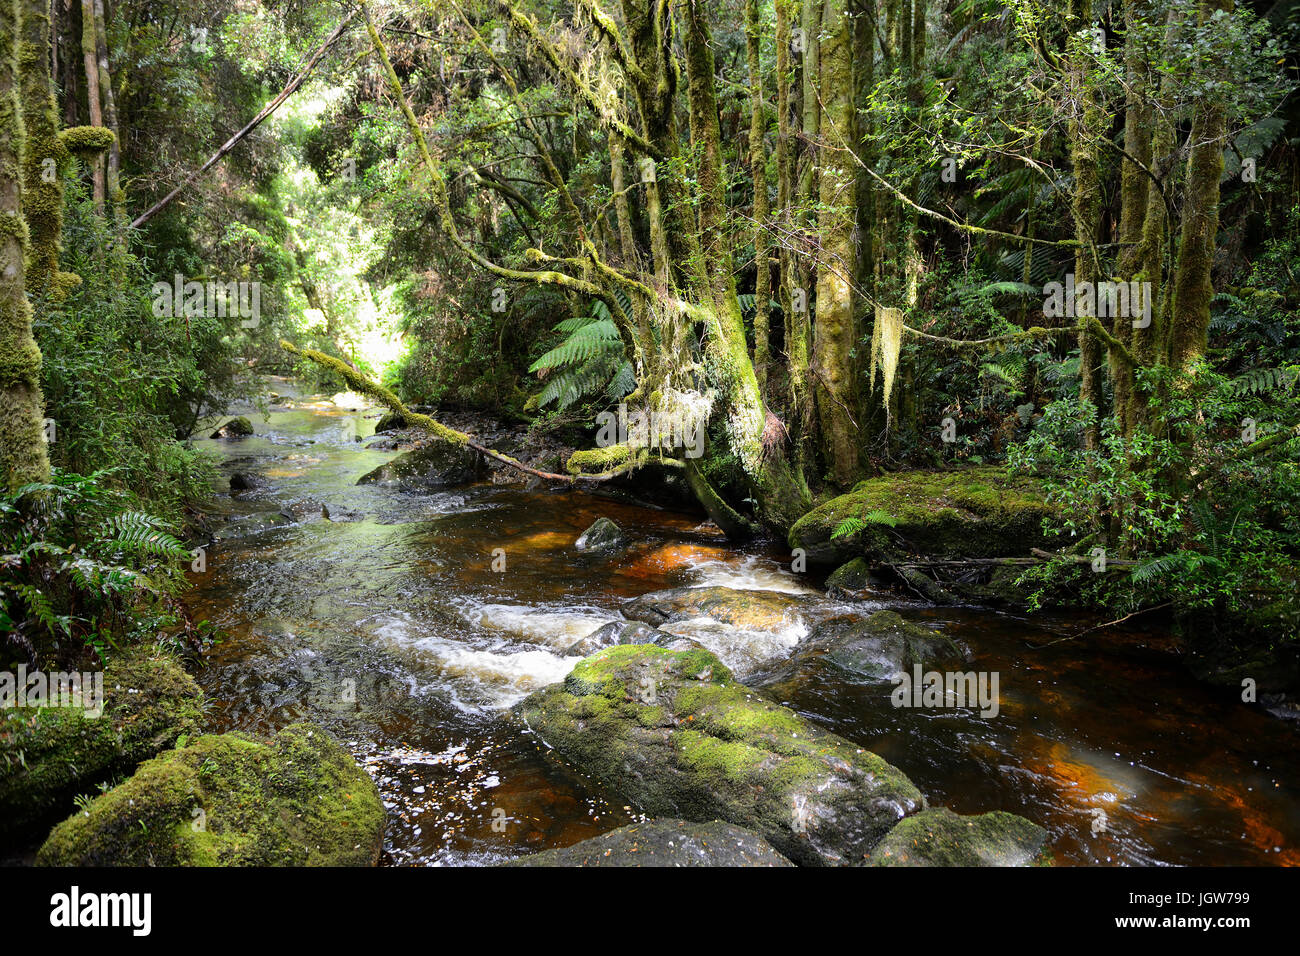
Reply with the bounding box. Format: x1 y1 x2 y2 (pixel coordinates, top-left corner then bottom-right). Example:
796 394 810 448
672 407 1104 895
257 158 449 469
36 723 384 866
789 466 1056 566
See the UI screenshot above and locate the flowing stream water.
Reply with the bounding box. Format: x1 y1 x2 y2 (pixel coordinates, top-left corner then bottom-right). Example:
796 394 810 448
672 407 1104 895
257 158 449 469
184 380 1300 866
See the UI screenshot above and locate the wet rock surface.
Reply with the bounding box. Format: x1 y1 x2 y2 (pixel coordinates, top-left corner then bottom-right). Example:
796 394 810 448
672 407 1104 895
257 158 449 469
517 644 925 866
37 723 385 866
866 807 1050 867
504 818 794 867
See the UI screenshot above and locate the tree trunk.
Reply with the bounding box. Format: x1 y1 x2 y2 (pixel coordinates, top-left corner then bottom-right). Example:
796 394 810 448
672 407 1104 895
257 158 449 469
745 0 771 396
1 0 51 489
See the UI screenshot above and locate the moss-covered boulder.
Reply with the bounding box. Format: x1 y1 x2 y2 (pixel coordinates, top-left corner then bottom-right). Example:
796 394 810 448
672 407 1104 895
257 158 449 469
356 440 486 491
517 644 924 866
866 807 1050 866
789 466 1055 567
575 517 624 551
505 818 794 867
623 586 811 632
209 416 254 438
36 724 384 866
0 650 204 845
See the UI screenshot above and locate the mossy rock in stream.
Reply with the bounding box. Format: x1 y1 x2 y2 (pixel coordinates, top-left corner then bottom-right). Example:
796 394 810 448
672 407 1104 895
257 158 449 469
866 807 1051 866
504 818 794 867
789 466 1056 567
755 610 971 686
575 517 624 551
36 724 384 866
623 586 813 632
0 650 204 846
356 439 486 491
374 410 408 433
209 416 254 438
516 644 924 866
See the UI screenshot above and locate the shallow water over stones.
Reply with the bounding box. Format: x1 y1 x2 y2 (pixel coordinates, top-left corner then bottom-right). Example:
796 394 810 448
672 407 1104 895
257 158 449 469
184 380 1300 866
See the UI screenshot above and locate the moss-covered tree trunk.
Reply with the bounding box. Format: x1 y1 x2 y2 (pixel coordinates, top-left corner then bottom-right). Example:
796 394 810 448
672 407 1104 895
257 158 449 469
1168 0 1232 374
1 0 49 489
811 0 861 487
745 0 771 396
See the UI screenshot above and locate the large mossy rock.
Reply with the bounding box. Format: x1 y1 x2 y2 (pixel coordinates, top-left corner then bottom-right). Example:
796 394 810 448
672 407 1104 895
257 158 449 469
623 586 810 632
0 650 204 844
36 724 384 866
866 807 1050 867
356 439 486 491
789 466 1055 567
517 644 924 866
505 818 794 867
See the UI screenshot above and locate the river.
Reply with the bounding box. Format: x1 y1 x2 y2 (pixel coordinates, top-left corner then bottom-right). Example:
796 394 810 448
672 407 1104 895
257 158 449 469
183 380 1300 866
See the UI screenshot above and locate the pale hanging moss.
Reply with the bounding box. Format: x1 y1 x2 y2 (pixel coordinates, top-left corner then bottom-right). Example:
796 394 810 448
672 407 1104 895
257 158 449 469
869 305 905 426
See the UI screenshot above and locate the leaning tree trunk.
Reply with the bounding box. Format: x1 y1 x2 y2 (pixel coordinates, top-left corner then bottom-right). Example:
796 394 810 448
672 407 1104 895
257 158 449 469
1 0 50 489
745 0 771 396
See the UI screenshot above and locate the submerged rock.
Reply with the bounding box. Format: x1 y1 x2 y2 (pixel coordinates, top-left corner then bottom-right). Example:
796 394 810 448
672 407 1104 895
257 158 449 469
789 466 1055 567
517 644 924 866
505 818 794 867
0 650 204 844
37 723 384 866
564 619 664 657
793 610 971 683
209 416 254 439
866 807 1050 866
228 471 258 491
623 585 809 632
356 440 486 491
575 517 624 551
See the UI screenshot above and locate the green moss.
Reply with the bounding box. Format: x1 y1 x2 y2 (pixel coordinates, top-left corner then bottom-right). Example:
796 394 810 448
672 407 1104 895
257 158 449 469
867 807 1050 867
58 125 115 155
0 649 204 842
517 643 924 865
789 466 1055 564
36 723 385 866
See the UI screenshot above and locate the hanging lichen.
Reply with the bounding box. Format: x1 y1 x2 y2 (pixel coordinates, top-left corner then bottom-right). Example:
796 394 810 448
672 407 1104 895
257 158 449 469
868 305 904 425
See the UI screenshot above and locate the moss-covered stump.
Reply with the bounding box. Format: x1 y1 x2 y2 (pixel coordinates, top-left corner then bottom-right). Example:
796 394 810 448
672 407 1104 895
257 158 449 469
505 818 794 867
356 440 486 491
0 650 204 845
517 644 924 866
209 416 254 438
758 610 971 686
623 586 811 632
36 724 384 866
789 466 1055 567
866 807 1050 867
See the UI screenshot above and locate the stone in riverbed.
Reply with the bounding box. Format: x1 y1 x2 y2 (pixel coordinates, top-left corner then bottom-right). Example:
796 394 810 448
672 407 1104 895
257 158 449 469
800 610 971 683
517 644 925 866
622 585 810 632
564 619 664 657
374 410 408 433
866 807 1050 866
209 416 254 439
825 557 879 597
504 818 794 867
0 650 204 845
356 440 486 491
575 517 624 551
36 723 385 866
788 466 1056 567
